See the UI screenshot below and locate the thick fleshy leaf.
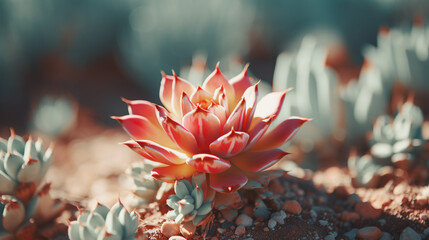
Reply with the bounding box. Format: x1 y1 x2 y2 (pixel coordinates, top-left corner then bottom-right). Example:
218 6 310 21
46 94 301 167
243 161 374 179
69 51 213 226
209 167 248 193
113 115 177 149
7 130 25 155
209 130 249 158
245 115 276 151
0 171 15 193
182 107 221 152
242 83 259 130
4 153 24 180
249 90 290 129
181 93 195 118
17 158 41 183
251 117 309 150
171 73 196 116
213 87 229 114
86 212 105 229
229 64 252 102
208 102 227 128
122 98 159 124
122 140 152 159
231 149 289 172
105 210 123 236
156 106 199 154
68 221 81 240
160 73 174 112
151 164 196 182
190 86 212 109
223 98 246 132
135 140 187 165
186 154 231 173
202 64 235 109
2 198 25 232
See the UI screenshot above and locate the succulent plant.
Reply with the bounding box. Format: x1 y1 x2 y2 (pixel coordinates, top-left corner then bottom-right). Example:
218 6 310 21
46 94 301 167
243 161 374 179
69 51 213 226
273 36 340 144
116 63 308 194
0 184 65 237
0 195 26 236
0 130 53 202
166 178 214 226
126 161 165 208
363 19 429 90
348 101 428 187
68 201 142 240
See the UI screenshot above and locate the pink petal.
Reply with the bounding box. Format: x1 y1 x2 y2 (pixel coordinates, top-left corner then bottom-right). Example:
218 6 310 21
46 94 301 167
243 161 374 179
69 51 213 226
223 98 246 132
171 73 196 116
209 130 249 158
113 115 177 149
202 63 235 109
248 89 291 129
122 140 152 159
160 73 174 112
241 83 258 131
229 64 252 102
122 98 162 125
180 92 195 118
135 140 187 165
182 106 221 152
209 167 248 193
186 153 231 173
231 149 289 172
245 115 275 150
156 106 199 154
251 117 310 151
208 102 227 128
190 86 212 109
151 164 196 183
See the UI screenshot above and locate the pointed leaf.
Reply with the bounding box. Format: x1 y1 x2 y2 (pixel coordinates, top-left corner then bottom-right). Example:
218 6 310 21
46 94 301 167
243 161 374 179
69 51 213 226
4 153 24 180
231 149 289 172
2 198 25 232
196 201 212 216
223 98 246 132
249 90 290 129
186 154 231 174
202 64 235 109
0 171 15 194
17 158 41 183
151 164 196 182
135 140 187 165
209 167 248 193
229 64 252 102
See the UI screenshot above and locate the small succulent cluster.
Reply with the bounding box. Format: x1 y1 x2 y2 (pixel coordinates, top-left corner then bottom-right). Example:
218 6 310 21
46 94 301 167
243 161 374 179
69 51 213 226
0 131 65 237
348 101 428 187
0 130 53 199
68 201 142 240
126 161 166 208
273 36 340 145
166 176 214 226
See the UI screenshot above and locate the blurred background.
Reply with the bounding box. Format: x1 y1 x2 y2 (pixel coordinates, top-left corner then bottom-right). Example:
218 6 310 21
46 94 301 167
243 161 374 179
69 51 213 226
1 0 429 203
0 0 428 134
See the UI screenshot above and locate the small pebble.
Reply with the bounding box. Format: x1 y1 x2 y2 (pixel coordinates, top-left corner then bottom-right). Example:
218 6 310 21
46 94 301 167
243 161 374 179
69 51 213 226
217 228 226 234
268 219 277 229
282 200 302 214
420 212 428 221
341 211 360 221
168 236 186 240
235 225 246 236
319 220 328 226
235 214 253 227
324 232 337 240
400 227 421 240
271 210 286 224
263 227 269 232
355 202 382 219
161 222 180 238
179 222 196 239
333 186 349 198
348 194 361 205
378 219 386 226
344 229 358 240
380 232 393 240
357 226 382 240
424 228 429 236
310 210 317 219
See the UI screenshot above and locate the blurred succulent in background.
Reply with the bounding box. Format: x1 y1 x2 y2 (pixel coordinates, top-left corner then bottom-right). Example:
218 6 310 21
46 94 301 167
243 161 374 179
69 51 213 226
363 19 429 90
116 64 308 194
31 96 77 138
348 101 428 187
167 175 214 226
68 201 142 240
126 161 171 209
0 130 53 202
119 0 255 95
273 36 340 149
341 61 389 142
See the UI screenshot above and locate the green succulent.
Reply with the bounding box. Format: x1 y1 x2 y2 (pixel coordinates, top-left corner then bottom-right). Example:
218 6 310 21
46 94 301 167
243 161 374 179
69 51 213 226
166 179 214 226
0 131 53 196
127 162 163 208
0 195 25 236
349 102 428 187
68 201 141 240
